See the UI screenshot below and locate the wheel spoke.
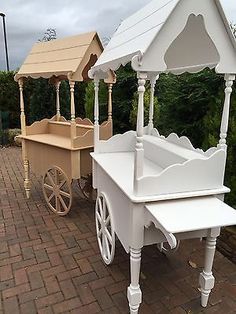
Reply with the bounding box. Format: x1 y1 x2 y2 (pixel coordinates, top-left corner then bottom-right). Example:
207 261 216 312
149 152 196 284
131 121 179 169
59 190 70 198
58 194 68 212
55 196 61 212
47 172 56 188
58 179 66 189
96 211 102 224
48 191 55 202
98 198 103 218
105 215 110 226
43 183 54 191
104 235 111 259
105 227 113 244
102 197 107 219
97 227 102 238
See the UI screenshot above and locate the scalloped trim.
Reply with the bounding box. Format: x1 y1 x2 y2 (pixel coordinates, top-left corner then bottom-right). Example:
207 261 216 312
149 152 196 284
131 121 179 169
75 117 94 126
151 128 218 157
27 118 51 128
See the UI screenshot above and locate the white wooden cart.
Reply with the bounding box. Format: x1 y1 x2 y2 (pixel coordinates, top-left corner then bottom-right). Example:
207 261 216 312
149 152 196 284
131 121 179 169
89 1 236 313
15 32 115 216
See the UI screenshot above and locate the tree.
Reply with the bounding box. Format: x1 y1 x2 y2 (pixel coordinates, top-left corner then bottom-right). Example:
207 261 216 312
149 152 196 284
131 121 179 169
38 28 57 42
130 83 159 129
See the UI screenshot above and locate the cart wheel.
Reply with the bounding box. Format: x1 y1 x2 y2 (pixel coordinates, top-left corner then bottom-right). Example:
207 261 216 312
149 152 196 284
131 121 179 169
42 166 72 216
157 240 180 254
95 193 115 265
77 174 96 202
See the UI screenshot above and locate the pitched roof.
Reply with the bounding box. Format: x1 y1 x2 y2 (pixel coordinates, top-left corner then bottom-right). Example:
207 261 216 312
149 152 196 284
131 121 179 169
15 31 115 82
91 0 236 76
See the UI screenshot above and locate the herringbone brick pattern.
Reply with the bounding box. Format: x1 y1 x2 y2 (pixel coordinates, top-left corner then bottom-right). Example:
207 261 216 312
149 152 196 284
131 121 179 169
0 147 235 313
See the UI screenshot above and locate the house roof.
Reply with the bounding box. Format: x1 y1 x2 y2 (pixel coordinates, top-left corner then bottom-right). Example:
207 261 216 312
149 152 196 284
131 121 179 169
15 31 115 83
91 0 236 76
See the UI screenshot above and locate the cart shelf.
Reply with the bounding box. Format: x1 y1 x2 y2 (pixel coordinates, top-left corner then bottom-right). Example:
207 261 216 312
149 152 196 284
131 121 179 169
20 133 92 151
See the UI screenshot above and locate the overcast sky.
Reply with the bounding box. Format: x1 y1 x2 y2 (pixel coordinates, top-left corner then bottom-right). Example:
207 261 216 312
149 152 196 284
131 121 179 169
0 0 235 71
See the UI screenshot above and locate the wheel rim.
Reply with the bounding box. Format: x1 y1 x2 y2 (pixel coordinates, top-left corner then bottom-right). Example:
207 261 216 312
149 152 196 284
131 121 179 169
42 166 72 216
95 193 115 265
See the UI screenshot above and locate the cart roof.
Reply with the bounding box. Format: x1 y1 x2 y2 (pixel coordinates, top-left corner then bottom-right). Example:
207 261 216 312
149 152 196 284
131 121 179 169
91 0 236 77
15 31 115 83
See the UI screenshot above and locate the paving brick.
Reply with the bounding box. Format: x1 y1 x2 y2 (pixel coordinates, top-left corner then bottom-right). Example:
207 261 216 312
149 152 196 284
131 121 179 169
19 287 47 304
48 252 63 266
89 276 115 290
0 265 13 281
93 287 114 310
76 283 96 305
35 291 64 309
73 272 98 286
70 301 101 314
0 148 236 314
53 297 81 313
77 257 93 274
41 264 66 278
61 254 77 270
3 296 20 314
9 244 21 257
28 271 44 290
44 276 60 294
35 249 49 263
59 279 77 299
2 283 30 299
20 300 37 314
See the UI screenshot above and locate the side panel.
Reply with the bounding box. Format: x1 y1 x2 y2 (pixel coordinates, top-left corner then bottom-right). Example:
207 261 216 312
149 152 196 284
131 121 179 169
96 164 134 252
26 141 73 181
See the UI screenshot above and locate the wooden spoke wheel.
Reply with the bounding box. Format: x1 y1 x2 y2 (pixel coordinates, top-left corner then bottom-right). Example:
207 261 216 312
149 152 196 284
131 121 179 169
95 193 115 265
42 166 72 216
77 174 96 202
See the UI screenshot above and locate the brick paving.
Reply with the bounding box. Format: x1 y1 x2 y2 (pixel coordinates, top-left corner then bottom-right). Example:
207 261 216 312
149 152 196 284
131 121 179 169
0 147 236 314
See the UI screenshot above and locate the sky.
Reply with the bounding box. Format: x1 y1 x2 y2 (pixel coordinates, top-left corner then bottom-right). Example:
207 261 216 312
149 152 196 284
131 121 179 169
0 0 235 71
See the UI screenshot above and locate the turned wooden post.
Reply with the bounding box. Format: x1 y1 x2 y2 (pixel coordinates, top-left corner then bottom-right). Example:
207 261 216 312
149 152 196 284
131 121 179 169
134 72 147 194
108 83 113 122
94 78 100 153
127 248 142 314
199 235 217 307
69 81 76 146
18 78 30 198
219 74 235 149
18 78 26 136
148 76 158 135
55 81 61 121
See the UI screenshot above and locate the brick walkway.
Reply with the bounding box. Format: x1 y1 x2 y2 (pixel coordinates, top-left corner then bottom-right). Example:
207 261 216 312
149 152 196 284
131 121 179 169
0 147 235 314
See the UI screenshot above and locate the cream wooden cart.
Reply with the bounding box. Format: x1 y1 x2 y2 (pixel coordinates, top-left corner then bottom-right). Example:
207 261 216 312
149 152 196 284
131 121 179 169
89 1 236 313
15 32 115 216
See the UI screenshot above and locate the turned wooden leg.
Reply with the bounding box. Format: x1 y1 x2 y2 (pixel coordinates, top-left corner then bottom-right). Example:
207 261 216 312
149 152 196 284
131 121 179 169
24 159 30 199
199 236 217 307
127 248 142 314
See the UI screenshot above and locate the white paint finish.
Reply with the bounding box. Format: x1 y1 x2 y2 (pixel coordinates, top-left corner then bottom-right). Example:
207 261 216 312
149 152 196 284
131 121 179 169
98 131 136 153
137 149 226 196
134 74 147 192
92 151 163 197
92 0 179 73
127 248 142 314
92 0 236 75
145 196 236 234
164 14 220 71
138 0 236 74
95 193 115 265
199 236 217 307
219 74 235 147
94 162 133 252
